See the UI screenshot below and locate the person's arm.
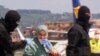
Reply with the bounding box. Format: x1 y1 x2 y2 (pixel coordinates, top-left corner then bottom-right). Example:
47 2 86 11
12 40 27 50
0 27 27 52
66 29 80 56
0 29 14 56
45 39 53 50
72 0 81 19
41 39 58 55
45 40 58 54
40 39 52 50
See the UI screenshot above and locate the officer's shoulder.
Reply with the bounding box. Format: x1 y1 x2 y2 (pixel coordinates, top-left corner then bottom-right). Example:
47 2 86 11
70 23 83 32
71 23 80 29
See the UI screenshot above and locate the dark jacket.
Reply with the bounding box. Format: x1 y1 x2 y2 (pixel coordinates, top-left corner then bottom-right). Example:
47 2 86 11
0 19 27 56
66 21 91 56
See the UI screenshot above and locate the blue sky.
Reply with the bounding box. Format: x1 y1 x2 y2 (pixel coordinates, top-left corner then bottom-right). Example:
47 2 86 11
0 0 100 13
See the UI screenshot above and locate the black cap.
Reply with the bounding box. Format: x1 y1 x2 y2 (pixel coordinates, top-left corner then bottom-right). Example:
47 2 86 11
5 10 21 23
78 6 90 15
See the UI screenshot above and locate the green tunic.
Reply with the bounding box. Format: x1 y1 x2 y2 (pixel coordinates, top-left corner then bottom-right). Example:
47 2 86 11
23 37 49 56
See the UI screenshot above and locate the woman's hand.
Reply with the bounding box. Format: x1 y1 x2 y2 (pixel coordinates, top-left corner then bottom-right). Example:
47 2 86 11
49 48 60 56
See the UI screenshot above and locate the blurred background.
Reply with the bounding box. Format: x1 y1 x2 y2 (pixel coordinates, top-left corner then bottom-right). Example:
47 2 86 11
0 0 100 56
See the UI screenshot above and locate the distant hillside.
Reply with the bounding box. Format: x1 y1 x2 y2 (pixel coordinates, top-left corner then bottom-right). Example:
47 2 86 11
0 6 9 17
0 5 100 28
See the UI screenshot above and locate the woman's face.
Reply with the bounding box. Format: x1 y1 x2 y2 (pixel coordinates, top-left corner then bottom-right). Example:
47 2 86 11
38 30 47 39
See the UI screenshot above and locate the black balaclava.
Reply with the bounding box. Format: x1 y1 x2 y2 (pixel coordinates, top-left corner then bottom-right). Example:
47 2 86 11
4 10 21 33
77 6 91 33
78 6 90 23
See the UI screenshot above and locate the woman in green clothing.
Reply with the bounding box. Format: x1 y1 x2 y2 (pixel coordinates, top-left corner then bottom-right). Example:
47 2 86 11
23 25 58 56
